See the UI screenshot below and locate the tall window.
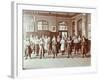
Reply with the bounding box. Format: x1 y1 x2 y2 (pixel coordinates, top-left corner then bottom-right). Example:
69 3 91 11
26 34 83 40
37 20 49 30
23 15 35 32
58 21 68 38
58 21 68 30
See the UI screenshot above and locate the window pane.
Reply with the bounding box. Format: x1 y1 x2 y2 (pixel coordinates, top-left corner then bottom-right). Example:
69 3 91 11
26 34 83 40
37 20 48 30
38 22 42 25
38 24 42 30
43 25 48 30
59 22 68 30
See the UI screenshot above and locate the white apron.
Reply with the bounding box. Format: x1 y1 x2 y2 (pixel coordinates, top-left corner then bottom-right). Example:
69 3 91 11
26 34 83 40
60 39 65 51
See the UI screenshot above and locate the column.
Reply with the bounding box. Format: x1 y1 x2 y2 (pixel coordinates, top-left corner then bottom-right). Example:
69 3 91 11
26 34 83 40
82 13 86 37
87 14 91 40
74 20 78 36
68 20 71 36
33 12 36 32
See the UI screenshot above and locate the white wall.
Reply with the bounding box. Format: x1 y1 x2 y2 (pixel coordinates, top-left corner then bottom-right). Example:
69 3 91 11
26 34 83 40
0 0 100 80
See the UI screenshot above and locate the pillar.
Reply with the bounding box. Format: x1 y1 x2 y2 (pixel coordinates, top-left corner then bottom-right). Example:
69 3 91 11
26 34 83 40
74 20 78 36
82 13 86 37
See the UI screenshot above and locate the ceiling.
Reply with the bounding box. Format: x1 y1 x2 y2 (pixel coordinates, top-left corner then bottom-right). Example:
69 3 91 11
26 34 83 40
23 10 80 18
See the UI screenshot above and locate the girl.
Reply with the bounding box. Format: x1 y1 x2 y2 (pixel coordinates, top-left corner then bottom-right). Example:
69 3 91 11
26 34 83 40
39 38 45 59
52 36 57 58
60 37 65 55
67 37 72 58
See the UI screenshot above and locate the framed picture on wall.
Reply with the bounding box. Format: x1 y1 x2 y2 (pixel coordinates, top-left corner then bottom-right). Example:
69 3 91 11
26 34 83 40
11 1 97 78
